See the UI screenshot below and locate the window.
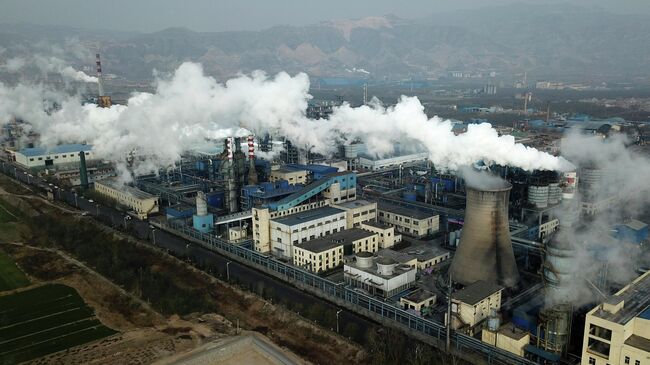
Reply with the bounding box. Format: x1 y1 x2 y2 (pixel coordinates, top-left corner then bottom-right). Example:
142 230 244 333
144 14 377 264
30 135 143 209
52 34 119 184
624 357 630 364
634 361 639 365
29 158 34 161
589 325 612 340
405 218 410 223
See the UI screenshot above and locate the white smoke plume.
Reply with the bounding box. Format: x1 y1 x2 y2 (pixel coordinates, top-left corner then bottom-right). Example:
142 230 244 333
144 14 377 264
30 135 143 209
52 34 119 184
544 130 650 307
0 61 569 180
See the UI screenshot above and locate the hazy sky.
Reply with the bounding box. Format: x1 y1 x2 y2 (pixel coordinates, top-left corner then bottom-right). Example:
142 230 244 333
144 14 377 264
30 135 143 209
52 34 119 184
1 0 649 33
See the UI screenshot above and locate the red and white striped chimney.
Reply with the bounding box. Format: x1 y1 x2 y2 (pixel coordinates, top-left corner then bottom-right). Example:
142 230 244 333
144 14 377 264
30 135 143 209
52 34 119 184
226 137 234 161
95 53 105 97
247 135 255 161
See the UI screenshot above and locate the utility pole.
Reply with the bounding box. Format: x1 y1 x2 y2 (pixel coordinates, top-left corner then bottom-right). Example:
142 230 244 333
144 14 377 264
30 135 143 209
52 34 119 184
226 261 232 282
446 272 453 352
336 309 343 333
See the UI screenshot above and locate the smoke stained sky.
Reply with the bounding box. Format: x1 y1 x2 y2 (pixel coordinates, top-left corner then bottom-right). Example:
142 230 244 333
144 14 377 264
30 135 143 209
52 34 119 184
1 0 648 33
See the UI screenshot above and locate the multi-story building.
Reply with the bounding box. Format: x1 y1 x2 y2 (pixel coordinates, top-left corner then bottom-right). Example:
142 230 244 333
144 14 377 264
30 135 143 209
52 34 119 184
333 199 377 229
94 178 159 219
269 167 308 185
13 144 94 170
377 202 439 238
450 281 503 335
269 206 346 260
292 228 378 273
580 270 650 365
360 221 400 248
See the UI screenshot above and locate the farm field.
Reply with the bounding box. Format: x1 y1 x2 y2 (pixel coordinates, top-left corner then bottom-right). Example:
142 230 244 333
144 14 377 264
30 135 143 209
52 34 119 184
0 284 117 364
0 250 29 291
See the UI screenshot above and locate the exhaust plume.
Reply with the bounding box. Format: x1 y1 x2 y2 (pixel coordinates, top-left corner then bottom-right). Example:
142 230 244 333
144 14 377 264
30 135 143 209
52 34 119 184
0 61 569 179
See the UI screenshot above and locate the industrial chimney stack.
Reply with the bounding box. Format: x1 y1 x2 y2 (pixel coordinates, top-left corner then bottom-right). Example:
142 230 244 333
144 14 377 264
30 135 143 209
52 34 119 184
247 135 258 185
449 182 520 288
95 53 112 108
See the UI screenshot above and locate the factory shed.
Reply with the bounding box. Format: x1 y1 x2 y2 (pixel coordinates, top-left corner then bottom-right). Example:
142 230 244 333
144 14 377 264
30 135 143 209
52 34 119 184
13 144 93 169
613 219 648 244
94 178 159 219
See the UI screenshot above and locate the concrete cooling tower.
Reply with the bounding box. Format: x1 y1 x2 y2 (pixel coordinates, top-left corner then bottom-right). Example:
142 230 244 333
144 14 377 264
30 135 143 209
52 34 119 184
449 181 520 288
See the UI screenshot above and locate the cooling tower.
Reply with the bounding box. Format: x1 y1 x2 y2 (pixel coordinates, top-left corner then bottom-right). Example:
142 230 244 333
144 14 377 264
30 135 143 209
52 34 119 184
450 182 519 288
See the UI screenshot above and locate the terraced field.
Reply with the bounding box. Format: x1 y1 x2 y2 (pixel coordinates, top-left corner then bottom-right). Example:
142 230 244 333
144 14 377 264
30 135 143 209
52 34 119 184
0 284 117 364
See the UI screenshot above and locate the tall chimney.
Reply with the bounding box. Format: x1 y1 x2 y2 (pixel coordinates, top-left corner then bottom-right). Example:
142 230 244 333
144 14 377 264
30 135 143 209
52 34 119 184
247 135 258 185
79 151 89 189
449 182 519 288
95 53 112 108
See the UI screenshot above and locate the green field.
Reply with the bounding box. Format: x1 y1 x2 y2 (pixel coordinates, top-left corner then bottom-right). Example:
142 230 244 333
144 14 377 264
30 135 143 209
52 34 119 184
0 284 117 364
0 250 29 291
0 201 17 224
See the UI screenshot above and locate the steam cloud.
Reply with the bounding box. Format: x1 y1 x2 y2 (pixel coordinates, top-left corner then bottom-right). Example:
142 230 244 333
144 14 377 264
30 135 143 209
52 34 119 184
0 61 570 179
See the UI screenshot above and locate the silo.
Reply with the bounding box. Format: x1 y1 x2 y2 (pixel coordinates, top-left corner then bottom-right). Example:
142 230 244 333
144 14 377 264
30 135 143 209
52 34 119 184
542 236 577 301
548 182 561 205
344 144 359 159
528 184 549 208
376 257 397 276
356 251 374 268
449 182 519 288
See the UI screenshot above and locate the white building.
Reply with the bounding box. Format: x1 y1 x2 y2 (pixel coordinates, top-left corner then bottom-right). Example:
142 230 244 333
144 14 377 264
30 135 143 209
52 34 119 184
94 178 159 219
269 206 346 260
358 152 429 171
451 281 503 335
377 202 439 238
13 144 94 169
333 199 377 229
344 252 416 297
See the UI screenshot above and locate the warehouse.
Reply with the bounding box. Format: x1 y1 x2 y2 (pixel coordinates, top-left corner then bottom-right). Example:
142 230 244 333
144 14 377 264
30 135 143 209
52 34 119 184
13 143 94 169
269 167 308 185
377 202 439 238
94 178 160 219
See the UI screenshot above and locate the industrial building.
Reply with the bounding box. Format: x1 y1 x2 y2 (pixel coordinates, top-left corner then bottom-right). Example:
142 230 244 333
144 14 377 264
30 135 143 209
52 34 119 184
450 281 504 335
94 178 159 219
580 270 650 365
269 166 308 185
269 205 347 260
400 289 436 316
333 199 377 229
377 202 439 238
344 252 416 297
360 221 400 248
482 326 531 357
13 144 93 169
358 152 429 171
292 228 378 273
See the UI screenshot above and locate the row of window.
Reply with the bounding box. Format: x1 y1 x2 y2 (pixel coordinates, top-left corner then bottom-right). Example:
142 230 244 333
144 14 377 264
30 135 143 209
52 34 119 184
27 151 90 162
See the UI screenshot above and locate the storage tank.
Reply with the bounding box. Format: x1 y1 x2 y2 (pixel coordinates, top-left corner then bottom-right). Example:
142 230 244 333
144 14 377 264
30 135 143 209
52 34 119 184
548 183 561 205
538 304 572 354
344 144 359 158
449 181 519 288
542 235 578 302
356 251 374 268
376 257 397 276
528 184 549 208
487 309 501 331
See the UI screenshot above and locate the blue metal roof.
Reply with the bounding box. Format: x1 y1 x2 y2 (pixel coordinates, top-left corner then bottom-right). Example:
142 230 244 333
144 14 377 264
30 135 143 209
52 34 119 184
18 144 92 157
639 307 650 320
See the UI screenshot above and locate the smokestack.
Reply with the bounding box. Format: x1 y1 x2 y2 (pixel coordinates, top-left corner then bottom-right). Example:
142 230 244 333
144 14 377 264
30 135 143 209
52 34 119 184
95 53 112 108
247 135 258 185
79 151 89 189
449 182 519 288
196 191 207 216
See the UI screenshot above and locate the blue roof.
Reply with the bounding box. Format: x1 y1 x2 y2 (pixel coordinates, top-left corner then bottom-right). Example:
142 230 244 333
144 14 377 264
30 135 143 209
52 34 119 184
639 307 650 320
18 144 92 157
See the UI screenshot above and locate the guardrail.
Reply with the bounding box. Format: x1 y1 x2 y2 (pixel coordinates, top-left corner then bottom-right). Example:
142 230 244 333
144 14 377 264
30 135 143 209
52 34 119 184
162 220 538 365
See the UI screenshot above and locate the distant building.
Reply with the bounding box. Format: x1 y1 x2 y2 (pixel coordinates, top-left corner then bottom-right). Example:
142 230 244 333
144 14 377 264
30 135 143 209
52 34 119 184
269 167 308 185
333 199 377 229
358 152 428 171
360 221 400 249
94 178 159 219
13 144 93 169
580 270 650 365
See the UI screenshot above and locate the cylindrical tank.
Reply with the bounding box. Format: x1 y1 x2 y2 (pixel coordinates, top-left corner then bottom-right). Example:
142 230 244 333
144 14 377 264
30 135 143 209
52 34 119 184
561 170 578 199
344 144 359 158
376 257 397 276
356 251 374 268
449 181 519 288
528 185 549 208
196 191 208 216
539 304 572 354
548 183 561 205
487 309 500 331
543 234 578 302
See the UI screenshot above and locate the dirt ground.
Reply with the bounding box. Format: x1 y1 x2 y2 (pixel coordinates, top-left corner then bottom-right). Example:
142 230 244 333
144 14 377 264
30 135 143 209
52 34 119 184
0 183 367 365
